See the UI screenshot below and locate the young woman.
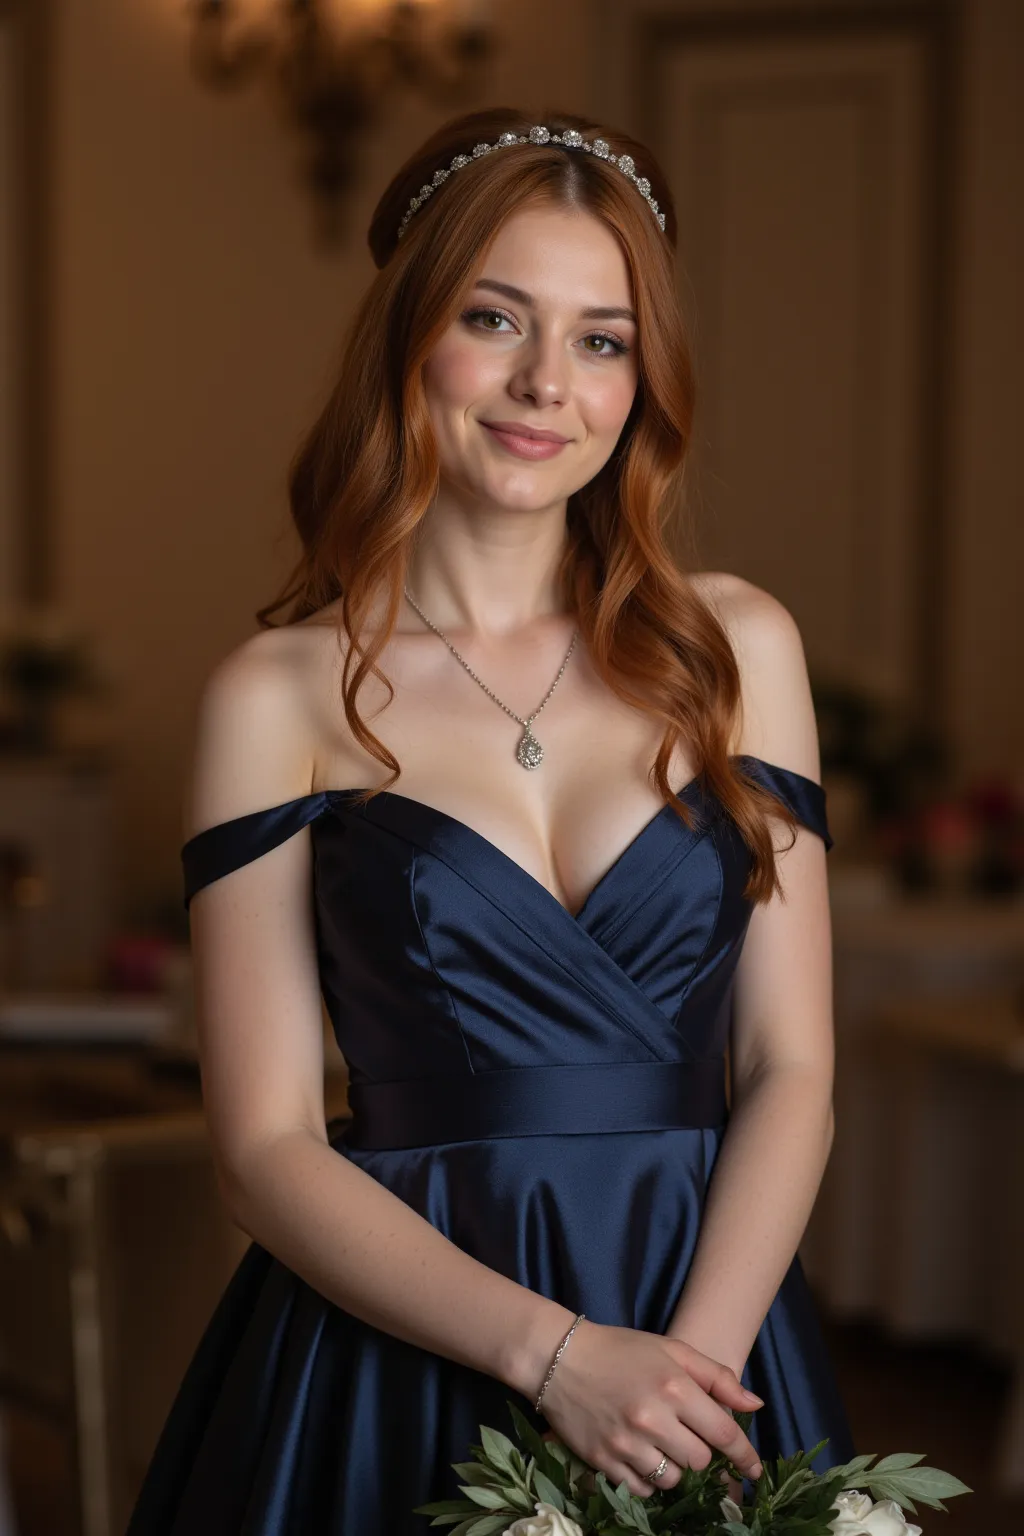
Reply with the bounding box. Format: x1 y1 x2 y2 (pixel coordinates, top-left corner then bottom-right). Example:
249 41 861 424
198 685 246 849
127 106 855 1533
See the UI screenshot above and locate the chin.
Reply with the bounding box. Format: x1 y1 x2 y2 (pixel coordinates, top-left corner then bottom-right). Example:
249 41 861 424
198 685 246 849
488 487 571 515
479 470 578 511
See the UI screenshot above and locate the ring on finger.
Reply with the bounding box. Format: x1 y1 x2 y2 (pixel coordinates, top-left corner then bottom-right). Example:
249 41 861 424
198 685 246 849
644 1453 670 1484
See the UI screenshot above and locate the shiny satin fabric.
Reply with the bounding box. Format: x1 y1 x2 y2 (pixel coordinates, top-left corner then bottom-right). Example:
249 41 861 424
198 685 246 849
344 1058 729 1148
129 757 854 1534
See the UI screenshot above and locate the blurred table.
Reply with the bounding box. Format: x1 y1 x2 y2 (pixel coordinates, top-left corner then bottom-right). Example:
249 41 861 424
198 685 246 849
867 995 1024 1492
0 1041 350 1536
800 879 1024 1492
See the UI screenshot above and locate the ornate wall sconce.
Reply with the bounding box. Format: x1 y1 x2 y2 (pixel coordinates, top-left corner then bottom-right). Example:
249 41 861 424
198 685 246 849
187 1 496 242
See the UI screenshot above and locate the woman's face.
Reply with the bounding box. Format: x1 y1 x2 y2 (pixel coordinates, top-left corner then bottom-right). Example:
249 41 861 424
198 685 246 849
422 201 640 517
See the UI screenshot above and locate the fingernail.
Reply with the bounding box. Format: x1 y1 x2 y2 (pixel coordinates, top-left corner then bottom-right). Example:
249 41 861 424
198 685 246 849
752 1461 763 1479
744 1391 764 1404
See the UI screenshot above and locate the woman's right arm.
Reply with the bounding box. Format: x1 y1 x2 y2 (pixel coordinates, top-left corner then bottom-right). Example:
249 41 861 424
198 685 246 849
185 631 763 1496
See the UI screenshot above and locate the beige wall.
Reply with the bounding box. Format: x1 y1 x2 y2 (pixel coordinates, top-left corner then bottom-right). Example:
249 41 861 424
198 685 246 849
47 0 1023 921
947 0 1024 776
51 0 594 919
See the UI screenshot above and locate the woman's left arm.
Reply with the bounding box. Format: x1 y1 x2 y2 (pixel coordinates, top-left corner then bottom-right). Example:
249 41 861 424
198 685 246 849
666 575 835 1377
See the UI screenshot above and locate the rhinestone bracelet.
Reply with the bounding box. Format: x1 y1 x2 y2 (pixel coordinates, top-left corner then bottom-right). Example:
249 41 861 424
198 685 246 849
534 1311 586 1413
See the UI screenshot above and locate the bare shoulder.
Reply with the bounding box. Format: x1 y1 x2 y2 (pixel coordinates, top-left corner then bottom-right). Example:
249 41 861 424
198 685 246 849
692 571 805 672
689 572 820 778
186 624 324 841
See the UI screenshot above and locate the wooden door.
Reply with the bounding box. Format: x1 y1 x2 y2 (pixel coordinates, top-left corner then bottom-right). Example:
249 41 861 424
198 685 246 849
597 2 950 713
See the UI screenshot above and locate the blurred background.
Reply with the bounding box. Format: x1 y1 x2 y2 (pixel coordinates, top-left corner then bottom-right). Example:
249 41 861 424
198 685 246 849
0 0 1021 1532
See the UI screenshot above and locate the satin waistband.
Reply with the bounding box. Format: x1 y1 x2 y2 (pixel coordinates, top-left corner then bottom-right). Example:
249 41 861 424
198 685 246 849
338 1059 728 1151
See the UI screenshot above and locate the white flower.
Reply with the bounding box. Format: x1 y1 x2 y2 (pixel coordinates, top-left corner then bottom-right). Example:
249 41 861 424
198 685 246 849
832 1492 876 1521
720 1493 745 1523
829 1489 923 1536
503 1502 584 1536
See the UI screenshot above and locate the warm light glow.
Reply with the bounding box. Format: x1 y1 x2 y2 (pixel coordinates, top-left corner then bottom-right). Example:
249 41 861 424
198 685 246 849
215 0 486 21
321 0 461 28
180 0 476 43
168 0 496 241
148 0 490 32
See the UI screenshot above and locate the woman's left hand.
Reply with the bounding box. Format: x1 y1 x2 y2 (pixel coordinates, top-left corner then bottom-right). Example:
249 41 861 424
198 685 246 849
543 1430 745 1509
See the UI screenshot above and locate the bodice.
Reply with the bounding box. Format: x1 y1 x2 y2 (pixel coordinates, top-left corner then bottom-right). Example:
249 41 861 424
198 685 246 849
181 757 830 1137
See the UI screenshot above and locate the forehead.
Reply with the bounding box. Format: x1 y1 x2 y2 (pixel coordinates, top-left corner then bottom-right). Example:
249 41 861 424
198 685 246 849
471 203 634 311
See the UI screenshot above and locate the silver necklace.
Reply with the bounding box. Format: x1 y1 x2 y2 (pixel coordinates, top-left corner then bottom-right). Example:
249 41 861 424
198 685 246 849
403 586 579 770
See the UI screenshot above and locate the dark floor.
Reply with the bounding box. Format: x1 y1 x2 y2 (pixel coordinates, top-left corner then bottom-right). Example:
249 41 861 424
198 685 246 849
823 1315 1019 1534
5 1315 1019 1533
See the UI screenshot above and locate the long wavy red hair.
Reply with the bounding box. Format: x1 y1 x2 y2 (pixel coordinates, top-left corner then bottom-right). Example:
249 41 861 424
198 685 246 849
257 106 795 901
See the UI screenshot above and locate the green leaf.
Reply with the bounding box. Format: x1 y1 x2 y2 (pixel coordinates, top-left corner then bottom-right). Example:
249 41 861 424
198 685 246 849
652 1490 703 1528
869 1452 926 1473
594 1472 631 1515
480 1425 519 1474
451 1463 496 1486
506 1401 548 1462
502 1487 535 1515
565 1450 591 1487
864 1465 973 1513
465 1517 515 1536
532 1470 565 1509
457 1485 516 1511
610 1476 636 1516
450 1519 494 1536
769 1468 818 1508
832 1454 878 1481
501 1412 567 1489
627 1493 655 1533
584 1489 606 1524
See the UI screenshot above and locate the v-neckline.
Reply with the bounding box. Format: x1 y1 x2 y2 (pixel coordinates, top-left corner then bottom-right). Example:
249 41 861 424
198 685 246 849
323 766 723 926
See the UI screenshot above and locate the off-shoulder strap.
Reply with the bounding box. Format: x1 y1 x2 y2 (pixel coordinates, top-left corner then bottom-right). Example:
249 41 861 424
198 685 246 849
181 792 332 910
736 756 833 850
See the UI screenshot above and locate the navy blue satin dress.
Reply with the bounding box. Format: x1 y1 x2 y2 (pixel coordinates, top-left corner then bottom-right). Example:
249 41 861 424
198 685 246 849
126 755 855 1534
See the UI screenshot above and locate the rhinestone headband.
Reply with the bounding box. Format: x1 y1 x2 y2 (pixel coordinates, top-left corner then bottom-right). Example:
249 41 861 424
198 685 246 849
396 124 666 241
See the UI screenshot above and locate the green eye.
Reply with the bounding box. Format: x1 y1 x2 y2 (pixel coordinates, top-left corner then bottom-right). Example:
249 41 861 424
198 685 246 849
464 306 516 332
582 332 631 358
461 307 631 358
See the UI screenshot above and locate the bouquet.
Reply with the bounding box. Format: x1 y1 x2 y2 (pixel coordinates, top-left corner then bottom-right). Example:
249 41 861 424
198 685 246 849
414 1404 970 1535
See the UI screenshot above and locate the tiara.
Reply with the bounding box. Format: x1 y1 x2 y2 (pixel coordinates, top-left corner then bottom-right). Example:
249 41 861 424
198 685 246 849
395 124 666 241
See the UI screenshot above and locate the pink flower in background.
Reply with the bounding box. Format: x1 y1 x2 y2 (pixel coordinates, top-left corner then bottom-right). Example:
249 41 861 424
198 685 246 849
105 933 176 992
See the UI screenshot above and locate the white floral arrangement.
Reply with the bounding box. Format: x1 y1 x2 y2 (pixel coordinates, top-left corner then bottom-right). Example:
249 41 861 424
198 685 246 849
414 1404 969 1535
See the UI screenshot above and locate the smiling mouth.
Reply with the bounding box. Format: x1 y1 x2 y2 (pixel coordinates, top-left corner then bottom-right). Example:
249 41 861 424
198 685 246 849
480 422 571 459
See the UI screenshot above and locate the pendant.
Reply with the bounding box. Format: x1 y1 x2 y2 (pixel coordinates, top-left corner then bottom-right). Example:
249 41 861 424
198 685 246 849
516 726 544 770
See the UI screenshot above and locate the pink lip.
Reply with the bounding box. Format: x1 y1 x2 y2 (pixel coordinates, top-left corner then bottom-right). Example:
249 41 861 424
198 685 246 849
481 420 571 459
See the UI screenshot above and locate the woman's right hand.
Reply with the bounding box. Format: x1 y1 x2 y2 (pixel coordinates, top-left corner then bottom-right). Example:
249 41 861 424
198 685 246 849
536 1320 763 1497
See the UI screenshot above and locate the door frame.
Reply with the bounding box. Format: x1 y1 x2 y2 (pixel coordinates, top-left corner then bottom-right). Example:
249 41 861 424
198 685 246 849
601 0 957 735
2 0 52 605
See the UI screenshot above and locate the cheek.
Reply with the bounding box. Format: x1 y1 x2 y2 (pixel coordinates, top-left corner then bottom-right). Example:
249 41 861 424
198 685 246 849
581 369 638 439
423 338 502 408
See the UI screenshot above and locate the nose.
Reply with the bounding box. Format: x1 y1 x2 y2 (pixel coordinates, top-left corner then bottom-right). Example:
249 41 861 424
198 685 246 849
508 328 569 408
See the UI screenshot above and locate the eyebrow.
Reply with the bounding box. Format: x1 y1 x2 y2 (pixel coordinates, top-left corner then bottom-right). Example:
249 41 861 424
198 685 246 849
473 277 637 325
